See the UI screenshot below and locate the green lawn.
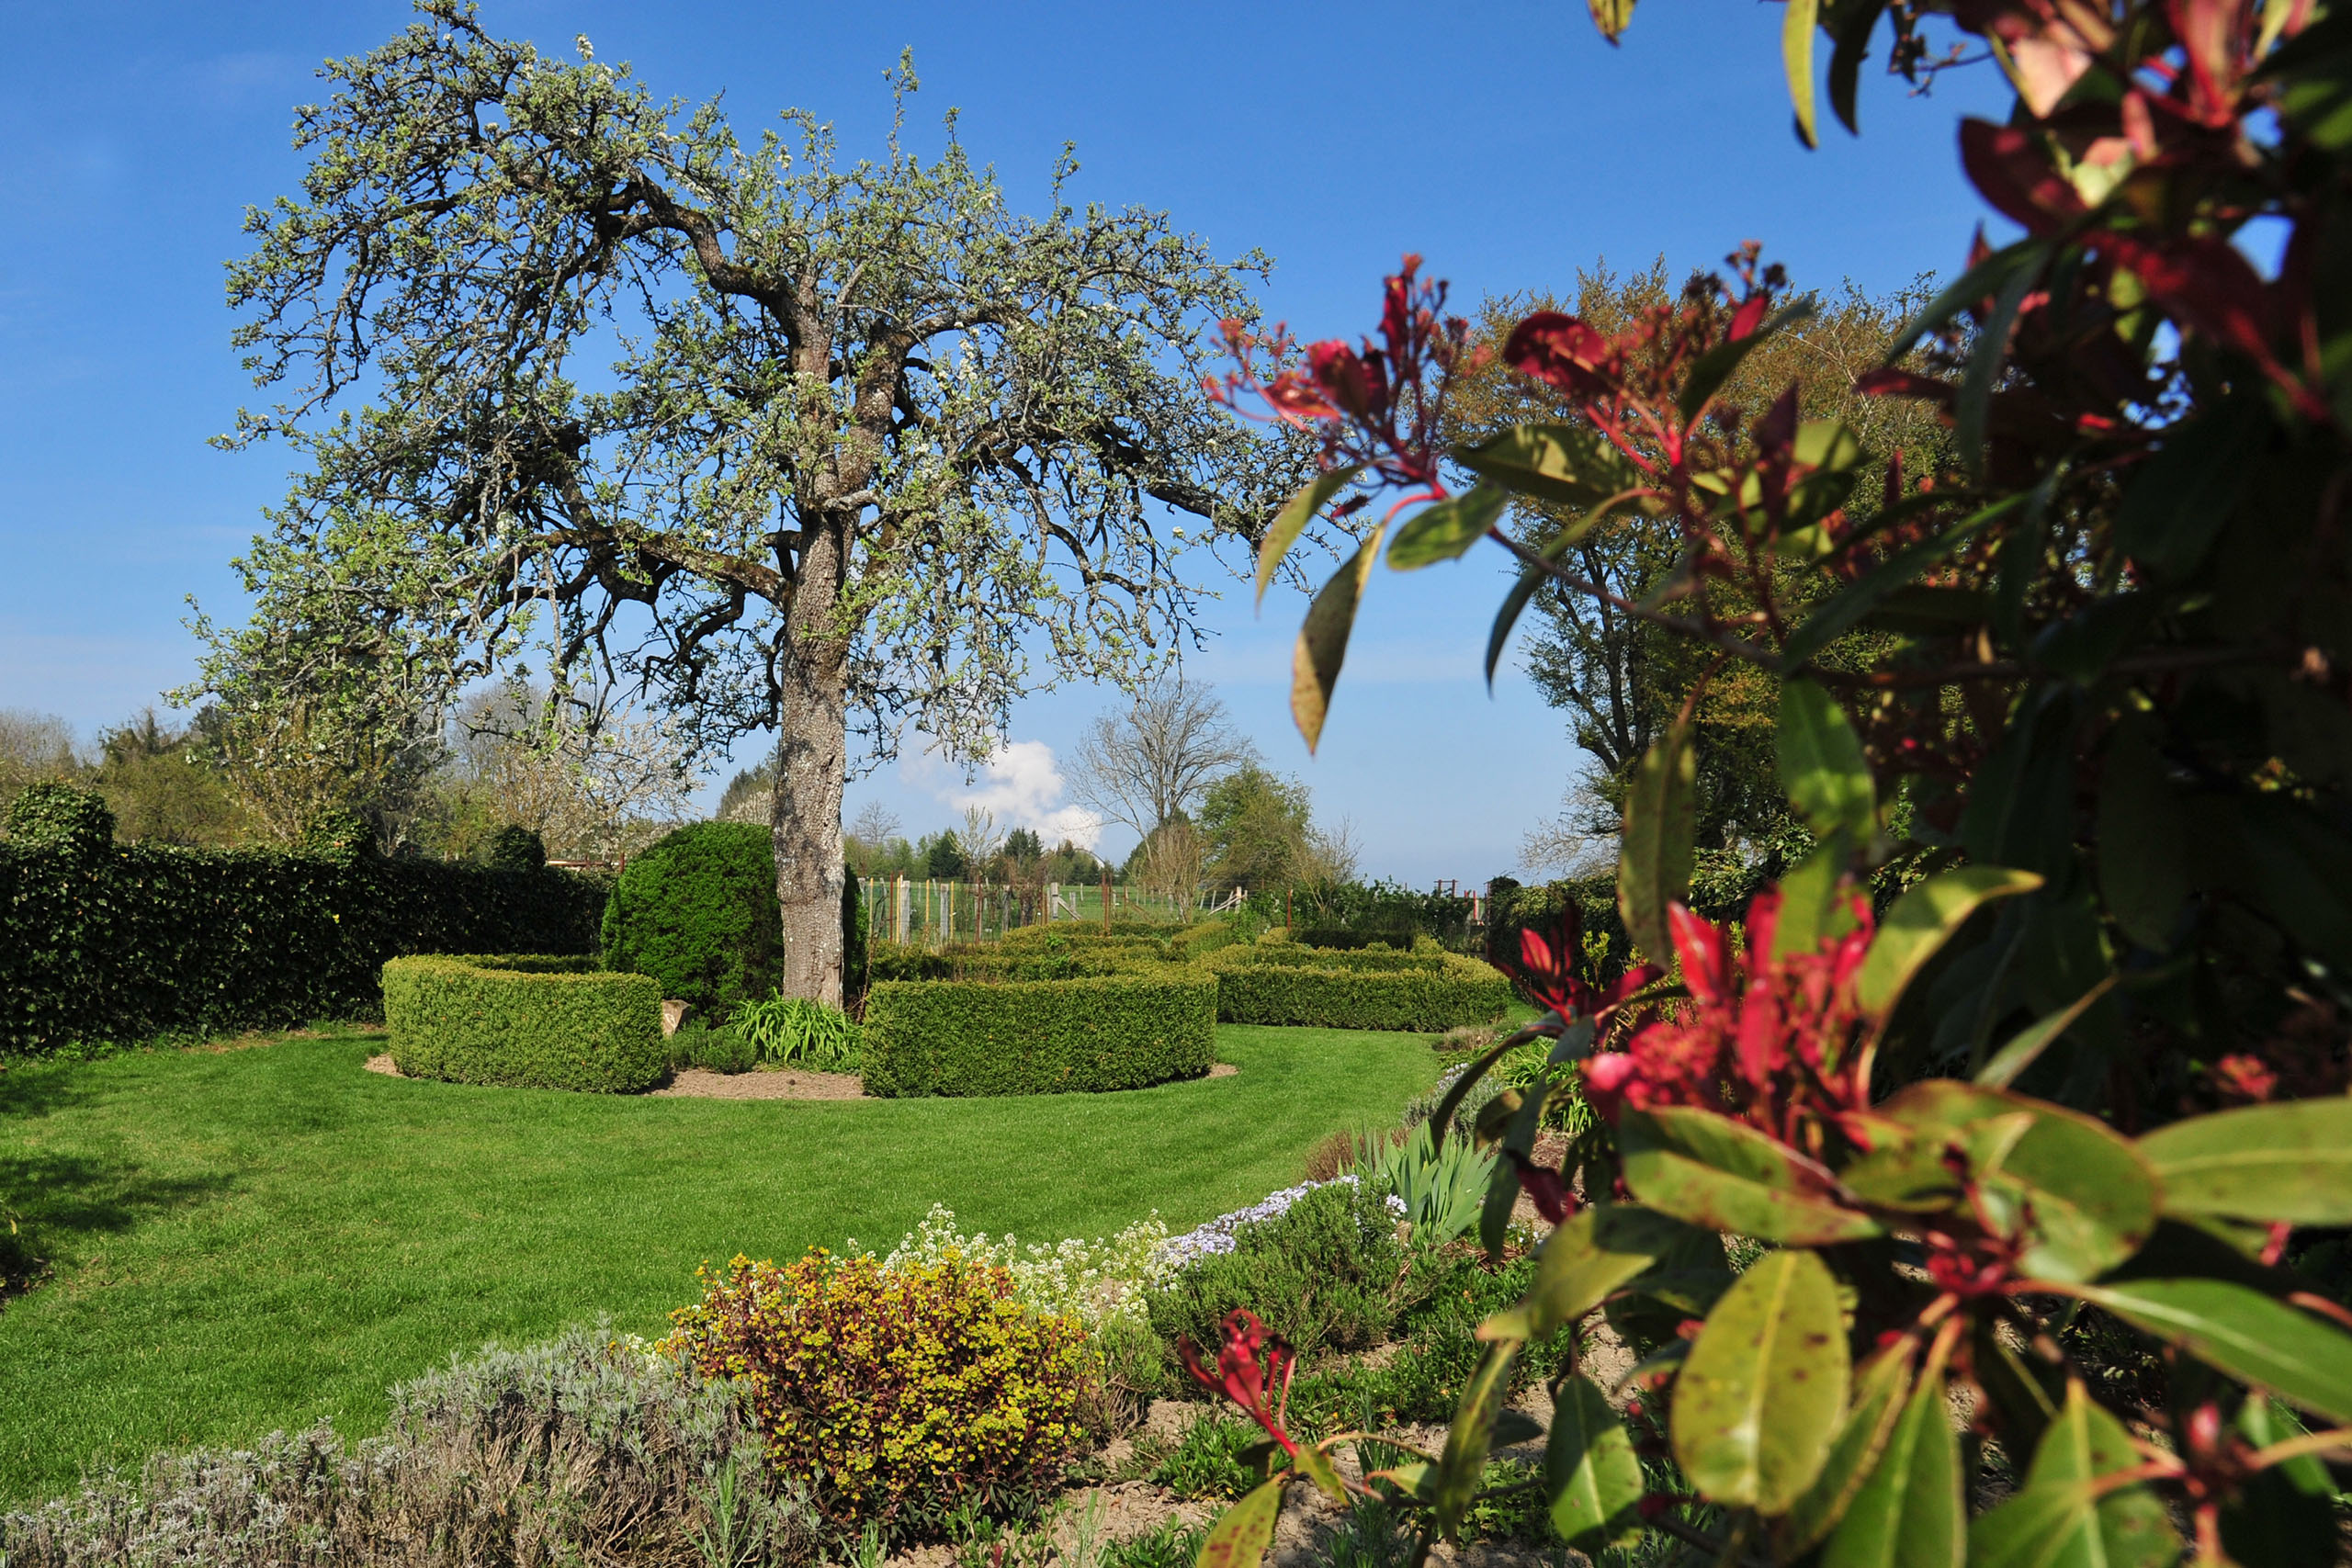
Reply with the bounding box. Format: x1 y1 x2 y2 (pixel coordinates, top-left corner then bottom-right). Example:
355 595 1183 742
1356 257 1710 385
0 1023 1440 1503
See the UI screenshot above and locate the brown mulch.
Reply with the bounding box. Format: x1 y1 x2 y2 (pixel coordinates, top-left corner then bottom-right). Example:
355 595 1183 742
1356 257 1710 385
366 1054 870 1100
367 1057 1238 1099
650 1067 868 1100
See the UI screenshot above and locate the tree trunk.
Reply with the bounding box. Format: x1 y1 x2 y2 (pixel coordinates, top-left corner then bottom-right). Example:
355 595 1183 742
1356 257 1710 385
770 523 850 1007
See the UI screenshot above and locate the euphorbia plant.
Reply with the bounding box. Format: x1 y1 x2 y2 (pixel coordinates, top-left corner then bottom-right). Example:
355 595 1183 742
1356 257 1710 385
1193 3 2352 1563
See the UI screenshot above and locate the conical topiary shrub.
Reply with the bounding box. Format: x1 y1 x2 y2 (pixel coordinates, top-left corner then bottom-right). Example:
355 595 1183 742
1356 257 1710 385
600 822 781 1017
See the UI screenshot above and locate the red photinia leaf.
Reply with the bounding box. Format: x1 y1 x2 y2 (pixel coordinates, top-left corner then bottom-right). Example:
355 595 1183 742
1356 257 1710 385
1177 1310 1300 1455
1510 1150 1575 1224
1958 120 2087 236
1585 1052 1639 1121
1261 370 1338 423
1728 293 1770 342
1307 342 1388 421
1504 311 1620 401
2099 232 2272 363
1854 367 1955 408
1382 259 1421 352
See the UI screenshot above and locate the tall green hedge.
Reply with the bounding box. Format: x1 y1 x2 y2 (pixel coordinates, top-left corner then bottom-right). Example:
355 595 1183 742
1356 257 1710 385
0 805 608 1055
383 956 663 1092
1207 952 1510 1031
600 823 781 1016
861 971 1217 1097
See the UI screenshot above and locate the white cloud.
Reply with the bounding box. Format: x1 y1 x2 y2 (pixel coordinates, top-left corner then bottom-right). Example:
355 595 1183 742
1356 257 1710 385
904 739 1104 851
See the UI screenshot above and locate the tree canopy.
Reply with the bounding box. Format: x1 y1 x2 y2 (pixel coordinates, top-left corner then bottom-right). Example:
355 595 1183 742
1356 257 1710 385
192 0 1310 999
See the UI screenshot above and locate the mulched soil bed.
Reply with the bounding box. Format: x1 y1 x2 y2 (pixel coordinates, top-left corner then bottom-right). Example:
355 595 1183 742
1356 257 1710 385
366 1057 1239 1100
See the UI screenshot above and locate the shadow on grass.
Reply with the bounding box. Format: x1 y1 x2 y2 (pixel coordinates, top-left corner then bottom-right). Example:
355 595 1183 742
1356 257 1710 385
2 1062 237 1308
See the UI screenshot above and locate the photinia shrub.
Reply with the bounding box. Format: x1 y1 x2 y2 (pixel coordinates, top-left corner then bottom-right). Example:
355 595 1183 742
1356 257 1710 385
1188 5 2352 1564
661 1247 1087 1543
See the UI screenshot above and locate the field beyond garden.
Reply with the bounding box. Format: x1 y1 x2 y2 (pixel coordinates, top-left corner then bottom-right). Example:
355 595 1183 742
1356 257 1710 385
0 1021 1442 1504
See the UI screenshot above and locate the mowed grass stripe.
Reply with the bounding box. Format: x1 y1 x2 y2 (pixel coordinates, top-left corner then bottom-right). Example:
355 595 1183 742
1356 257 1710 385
0 1022 1439 1502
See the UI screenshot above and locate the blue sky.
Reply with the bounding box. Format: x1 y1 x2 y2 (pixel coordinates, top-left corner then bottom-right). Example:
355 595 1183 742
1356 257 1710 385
0 2 2006 881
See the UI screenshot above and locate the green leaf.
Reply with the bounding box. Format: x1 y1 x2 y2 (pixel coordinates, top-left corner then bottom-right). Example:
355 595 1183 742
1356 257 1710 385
1821 1371 1962 1568
1772 830 1862 962
1588 0 1636 45
1886 237 2047 362
1426 1026 1536 1152
2096 714 2190 952
1453 423 1633 508
1546 1374 1645 1551
1969 1314 2063 1460
1289 525 1385 754
2222 1395 2343 1563
2137 1099 2352 1226
1386 483 1507 570
1678 301 1817 423
1967 1383 2177 1568
1860 583 1991 636
2072 1279 2352 1425
1854 865 2044 1020
1955 257 2039 479
1852 1081 2156 1283
1779 679 1875 837
1432 1340 1521 1540
1826 0 1892 134
1290 1442 1347 1503
1778 492 2026 671
1255 464 1362 608
2114 392 2268 580
1623 1107 1883 1245
1194 1474 1285 1568
1493 1409 1544 1449
1670 1248 1850 1512
1778 1342 1916 1555
1616 714 1696 965
1366 1459 1435 1501
1784 0 1822 147
1973 973 2121 1090
1481 1202 1698 1341
1484 523 1589 691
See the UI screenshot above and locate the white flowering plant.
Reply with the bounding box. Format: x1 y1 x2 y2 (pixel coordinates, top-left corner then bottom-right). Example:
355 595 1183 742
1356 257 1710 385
868 1203 1172 1333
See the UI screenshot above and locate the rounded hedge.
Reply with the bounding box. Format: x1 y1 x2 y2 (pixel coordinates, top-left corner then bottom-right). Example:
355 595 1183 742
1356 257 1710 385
861 970 1217 1097
600 822 782 1016
383 955 663 1092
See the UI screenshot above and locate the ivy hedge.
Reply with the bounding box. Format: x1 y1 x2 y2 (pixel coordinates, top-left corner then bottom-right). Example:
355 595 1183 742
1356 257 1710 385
382 956 665 1092
860 970 1217 1097
0 789 608 1056
1206 950 1510 1031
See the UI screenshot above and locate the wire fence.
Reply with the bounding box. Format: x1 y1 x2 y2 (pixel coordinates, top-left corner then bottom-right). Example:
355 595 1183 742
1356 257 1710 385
857 877 1246 950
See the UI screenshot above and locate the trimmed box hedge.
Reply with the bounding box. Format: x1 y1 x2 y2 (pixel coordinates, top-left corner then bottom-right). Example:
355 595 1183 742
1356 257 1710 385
1207 951 1511 1031
383 956 665 1093
861 970 1217 1097
1222 946 1449 974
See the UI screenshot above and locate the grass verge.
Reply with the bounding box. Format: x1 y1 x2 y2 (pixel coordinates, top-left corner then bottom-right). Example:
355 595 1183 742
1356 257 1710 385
0 1021 1437 1502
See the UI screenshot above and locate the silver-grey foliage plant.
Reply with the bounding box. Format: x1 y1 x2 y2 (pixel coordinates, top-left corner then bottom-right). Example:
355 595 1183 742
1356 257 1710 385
0 1328 820 1566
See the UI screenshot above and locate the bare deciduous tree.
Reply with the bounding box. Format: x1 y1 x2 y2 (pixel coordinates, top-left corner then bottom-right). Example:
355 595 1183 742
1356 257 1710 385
1132 817 1205 919
1069 676 1258 842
